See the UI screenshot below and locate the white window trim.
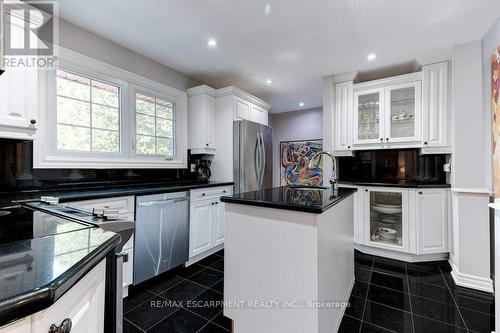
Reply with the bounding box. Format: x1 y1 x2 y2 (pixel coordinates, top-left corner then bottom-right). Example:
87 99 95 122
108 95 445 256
34 47 188 169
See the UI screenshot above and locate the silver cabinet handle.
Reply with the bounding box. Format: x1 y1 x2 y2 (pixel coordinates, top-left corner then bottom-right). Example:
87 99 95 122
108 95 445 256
49 318 72 333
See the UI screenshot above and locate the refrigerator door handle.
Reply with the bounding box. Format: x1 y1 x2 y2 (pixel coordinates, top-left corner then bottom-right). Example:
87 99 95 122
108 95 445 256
254 132 261 183
260 131 266 186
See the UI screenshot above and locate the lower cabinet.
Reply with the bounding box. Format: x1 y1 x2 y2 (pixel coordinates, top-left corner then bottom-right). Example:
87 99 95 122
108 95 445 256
346 185 449 257
67 196 135 295
0 259 106 333
189 186 233 261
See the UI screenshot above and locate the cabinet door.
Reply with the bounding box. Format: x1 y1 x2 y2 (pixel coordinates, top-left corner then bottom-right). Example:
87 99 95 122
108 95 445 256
364 187 409 252
250 105 264 124
261 109 269 126
334 81 353 152
213 200 225 246
122 248 134 289
353 88 384 145
415 189 448 254
422 62 448 147
189 200 214 257
0 66 38 132
31 260 106 333
384 81 421 144
0 17 38 136
235 98 251 120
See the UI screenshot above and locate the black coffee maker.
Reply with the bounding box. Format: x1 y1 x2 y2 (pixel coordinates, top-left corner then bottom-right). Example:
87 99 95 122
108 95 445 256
195 159 212 182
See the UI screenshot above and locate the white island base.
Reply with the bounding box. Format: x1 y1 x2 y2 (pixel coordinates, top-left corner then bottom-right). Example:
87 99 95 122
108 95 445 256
223 196 354 333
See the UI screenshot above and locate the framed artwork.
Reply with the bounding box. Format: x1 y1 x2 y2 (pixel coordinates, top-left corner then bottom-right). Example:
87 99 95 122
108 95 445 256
492 46 500 199
280 139 323 186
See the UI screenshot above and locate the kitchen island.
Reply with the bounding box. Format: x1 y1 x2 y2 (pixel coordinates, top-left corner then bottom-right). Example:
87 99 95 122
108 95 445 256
220 186 356 333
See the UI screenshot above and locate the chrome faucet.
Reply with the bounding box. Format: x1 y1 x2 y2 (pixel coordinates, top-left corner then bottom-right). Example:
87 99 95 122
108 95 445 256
308 151 338 192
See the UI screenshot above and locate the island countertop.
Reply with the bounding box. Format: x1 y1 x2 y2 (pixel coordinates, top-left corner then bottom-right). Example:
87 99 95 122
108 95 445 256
220 186 357 214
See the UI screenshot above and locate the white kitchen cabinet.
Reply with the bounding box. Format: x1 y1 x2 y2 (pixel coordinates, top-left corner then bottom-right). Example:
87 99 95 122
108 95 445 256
188 186 233 263
213 199 226 246
353 88 385 146
67 196 135 293
187 85 216 154
415 188 449 254
189 200 214 256
349 184 450 260
334 81 353 154
0 260 107 333
250 104 265 124
0 7 39 140
422 61 450 151
363 187 410 253
384 81 421 144
235 97 251 120
340 184 364 243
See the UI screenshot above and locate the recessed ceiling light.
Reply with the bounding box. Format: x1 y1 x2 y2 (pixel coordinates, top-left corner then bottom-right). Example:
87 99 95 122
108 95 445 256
367 53 377 61
266 79 273 84
207 39 217 47
299 102 305 107
264 3 272 15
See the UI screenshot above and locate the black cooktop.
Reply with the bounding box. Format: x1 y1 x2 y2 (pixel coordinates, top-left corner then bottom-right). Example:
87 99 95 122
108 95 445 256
0 206 91 245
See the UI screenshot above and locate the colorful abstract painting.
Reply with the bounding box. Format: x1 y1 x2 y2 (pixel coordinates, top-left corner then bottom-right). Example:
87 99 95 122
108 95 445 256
280 139 323 186
492 46 500 199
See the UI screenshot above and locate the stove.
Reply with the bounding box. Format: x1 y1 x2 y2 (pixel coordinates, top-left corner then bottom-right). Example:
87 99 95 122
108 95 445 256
0 206 91 245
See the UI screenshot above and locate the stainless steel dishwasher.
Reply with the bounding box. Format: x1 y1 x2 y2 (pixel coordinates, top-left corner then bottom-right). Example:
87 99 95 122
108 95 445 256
134 191 189 284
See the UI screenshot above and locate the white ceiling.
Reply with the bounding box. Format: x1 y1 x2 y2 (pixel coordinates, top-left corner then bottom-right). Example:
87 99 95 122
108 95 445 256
58 0 500 113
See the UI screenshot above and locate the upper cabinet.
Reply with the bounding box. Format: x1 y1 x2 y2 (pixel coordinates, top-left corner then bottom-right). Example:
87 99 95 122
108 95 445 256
333 62 450 155
188 85 217 154
422 61 450 153
0 7 39 140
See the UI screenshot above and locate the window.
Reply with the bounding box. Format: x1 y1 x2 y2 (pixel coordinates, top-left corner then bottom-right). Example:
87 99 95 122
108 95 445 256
35 47 187 169
56 69 120 153
135 93 175 157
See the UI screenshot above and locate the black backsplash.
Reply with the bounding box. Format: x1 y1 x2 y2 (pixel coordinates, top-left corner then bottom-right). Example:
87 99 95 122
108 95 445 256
338 149 447 184
0 139 196 191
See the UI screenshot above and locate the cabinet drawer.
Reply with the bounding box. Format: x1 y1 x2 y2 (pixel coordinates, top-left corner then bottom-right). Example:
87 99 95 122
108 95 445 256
68 196 135 215
190 186 233 202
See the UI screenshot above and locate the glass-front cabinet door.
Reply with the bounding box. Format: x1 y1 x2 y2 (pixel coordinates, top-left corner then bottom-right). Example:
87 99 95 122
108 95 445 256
384 81 421 143
364 187 409 252
353 88 384 145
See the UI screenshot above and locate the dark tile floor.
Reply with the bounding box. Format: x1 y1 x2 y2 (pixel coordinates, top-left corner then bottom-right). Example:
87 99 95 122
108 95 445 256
340 251 495 333
124 250 495 333
123 250 229 332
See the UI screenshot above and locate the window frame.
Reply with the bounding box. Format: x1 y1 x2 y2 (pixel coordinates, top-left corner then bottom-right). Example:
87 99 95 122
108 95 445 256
130 85 178 161
34 47 188 169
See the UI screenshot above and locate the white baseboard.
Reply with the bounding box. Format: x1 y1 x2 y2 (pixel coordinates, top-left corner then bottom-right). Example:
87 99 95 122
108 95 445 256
449 257 494 293
185 244 224 267
355 244 448 262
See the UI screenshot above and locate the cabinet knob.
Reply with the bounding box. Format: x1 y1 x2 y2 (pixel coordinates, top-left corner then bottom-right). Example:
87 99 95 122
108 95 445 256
222 190 226 193
418 191 423 195
211 202 215 205
424 141 428 145
347 145 351 149
385 138 389 141
30 119 36 125
380 138 383 142
215 202 219 205
206 143 209 146
365 189 368 192
201 193 206 196
49 318 72 333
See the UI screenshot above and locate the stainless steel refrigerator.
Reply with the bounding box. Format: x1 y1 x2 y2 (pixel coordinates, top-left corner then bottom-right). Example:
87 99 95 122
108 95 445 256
233 120 273 193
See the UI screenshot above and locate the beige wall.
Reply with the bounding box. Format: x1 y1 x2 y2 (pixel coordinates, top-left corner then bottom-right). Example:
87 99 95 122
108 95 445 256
42 19 200 91
269 108 323 187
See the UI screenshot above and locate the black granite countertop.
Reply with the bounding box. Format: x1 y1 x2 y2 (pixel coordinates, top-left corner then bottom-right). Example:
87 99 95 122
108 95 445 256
2 181 234 207
0 207 120 326
220 186 357 214
338 181 451 188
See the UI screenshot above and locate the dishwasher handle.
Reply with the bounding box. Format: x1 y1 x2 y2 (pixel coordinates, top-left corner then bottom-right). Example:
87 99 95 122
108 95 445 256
138 197 188 207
